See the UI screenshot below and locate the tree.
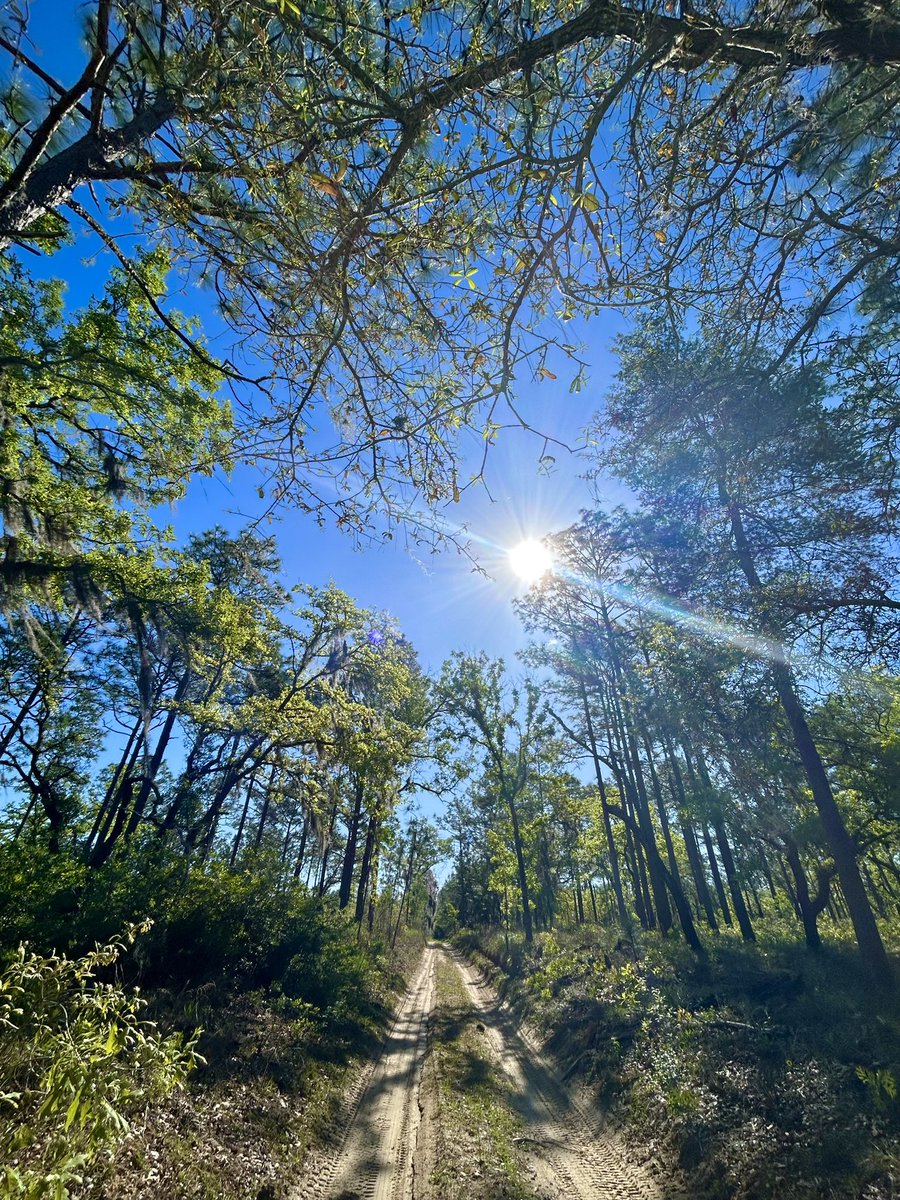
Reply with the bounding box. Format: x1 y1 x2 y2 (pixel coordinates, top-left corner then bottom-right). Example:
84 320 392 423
439 653 546 943
517 549 706 954
0 250 227 606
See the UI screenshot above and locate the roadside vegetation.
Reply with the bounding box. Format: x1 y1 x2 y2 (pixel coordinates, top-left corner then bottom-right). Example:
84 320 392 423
0 844 430 1200
3 1 900 1197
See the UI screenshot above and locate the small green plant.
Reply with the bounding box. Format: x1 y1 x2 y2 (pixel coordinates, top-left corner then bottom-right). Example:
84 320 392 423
0 922 199 1199
857 1066 898 1110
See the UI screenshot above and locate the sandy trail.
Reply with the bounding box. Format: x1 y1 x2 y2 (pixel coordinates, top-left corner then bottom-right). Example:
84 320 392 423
292 943 668 1200
448 947 665 1200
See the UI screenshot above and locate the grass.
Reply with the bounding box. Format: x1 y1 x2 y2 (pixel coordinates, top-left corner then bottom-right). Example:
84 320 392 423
425 955 534 1200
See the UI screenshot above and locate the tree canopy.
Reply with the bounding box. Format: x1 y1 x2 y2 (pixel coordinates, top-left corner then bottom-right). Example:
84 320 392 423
3 0 900 535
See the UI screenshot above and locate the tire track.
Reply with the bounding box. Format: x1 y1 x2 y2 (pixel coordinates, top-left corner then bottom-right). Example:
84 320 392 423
447 947 669 1200
292 945 436 1200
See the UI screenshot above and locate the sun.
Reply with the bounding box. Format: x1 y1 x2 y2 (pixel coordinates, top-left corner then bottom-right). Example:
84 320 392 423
508 538 553 584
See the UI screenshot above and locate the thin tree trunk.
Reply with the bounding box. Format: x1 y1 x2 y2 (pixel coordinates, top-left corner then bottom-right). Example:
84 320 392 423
778 854 802 916
507 790 533 943
368 837 380 935
713 819 755 941
293 812 310 881
665 741 720 931
392 823 417 949
863 863 889 920
253 765 277 850
587 879 599 923
579 680 629 926
88 716 143 853
759 845 778 901
606 801 706 956
230 776 254 866
784 842 832 950
724 488 893 987
682 819 719 931
355 815 378 926
702 822 733 926
339 775 364 910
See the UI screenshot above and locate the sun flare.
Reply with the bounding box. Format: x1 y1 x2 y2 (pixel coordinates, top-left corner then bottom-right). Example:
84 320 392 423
508 538 553 584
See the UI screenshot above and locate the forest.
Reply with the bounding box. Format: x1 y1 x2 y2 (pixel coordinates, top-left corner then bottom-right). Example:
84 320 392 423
1 0 900 1197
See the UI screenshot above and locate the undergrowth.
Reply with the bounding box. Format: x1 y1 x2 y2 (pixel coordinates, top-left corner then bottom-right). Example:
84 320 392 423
0 925 197 1200
0 845 423 1200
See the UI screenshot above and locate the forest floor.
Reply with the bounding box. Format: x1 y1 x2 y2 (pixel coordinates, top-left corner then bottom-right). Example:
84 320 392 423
290 942 673 1200
79 933 425 1200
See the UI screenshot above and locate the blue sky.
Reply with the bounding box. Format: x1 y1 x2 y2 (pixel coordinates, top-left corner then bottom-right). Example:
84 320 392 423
1 2 643 865
167 350 628 675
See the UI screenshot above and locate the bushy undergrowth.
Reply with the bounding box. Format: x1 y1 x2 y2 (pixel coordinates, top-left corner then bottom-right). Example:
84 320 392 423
0 841 420 1200
453 924 900 1200
0 839 396 1030
0 926 197 1200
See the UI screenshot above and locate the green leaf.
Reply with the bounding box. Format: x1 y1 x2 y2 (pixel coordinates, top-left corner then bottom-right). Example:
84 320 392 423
65 1091 82 1132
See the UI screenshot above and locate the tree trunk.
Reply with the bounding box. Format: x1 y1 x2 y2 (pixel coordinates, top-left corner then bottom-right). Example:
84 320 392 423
627 800 655 929
724 489 893 988
0 98 177 250
702 823 733 926
611 691 673 934
458 829 468 926
682 818 719 931
664 742 720 931
606 802 706 956
784 841 831 950
339 775 364 910
778 854 802 916
759 846 778 901
579 680 629 926
773 662 891 982
507 791 533 943
587 879 599 923
392 823 417 948
368 838 380 935
230 778 254 866
355 814 378 925
642 733 680 884
863 863 889 920
574 866 585 924
252 765 277 851
713 819 755 941
293 812 310 881
87 714 143 853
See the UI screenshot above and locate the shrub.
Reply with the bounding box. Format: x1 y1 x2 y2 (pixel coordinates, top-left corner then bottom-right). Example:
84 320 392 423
0 924 198 1199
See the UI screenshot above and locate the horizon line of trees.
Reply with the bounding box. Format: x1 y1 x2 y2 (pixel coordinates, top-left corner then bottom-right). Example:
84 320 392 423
0 521 446 956
1 0 900 997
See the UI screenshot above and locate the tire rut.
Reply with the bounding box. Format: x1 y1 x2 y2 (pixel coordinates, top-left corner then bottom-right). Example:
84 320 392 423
291 945 436 1200
447 947 669 1200
292 943 675 1200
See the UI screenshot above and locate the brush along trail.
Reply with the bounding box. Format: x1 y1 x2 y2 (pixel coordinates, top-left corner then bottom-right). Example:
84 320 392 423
290 943 668 1200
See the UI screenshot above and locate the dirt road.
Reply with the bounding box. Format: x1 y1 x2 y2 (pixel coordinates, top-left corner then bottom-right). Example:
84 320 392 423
291 943 668 1200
